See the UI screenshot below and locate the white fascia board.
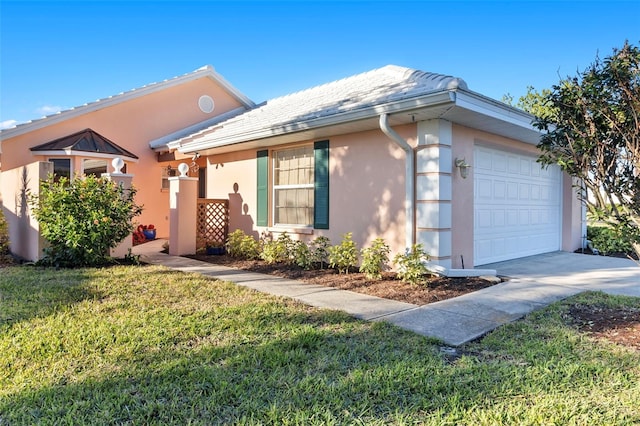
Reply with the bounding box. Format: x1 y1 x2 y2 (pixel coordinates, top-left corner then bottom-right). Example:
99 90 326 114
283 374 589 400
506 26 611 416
0 66 254 141
454 90 538 131
206 68 255 109
150 106 247 151
33 150 139 162
177 91 455 154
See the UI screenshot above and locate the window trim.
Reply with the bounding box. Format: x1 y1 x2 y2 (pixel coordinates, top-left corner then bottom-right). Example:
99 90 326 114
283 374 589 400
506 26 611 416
48 158 72 181
81 158 109 177
256 140 329 229
272 144 315 227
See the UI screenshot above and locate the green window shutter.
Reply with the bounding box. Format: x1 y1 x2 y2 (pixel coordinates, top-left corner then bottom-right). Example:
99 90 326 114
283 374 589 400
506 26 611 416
314 140 329 229
256 150 268 226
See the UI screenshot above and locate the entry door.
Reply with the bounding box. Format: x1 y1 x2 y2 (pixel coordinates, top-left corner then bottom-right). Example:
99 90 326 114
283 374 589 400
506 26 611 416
474 146 561 265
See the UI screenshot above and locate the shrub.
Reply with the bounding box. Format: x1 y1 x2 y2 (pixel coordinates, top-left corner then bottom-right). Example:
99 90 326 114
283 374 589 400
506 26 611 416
226 229 260 259
292 240 313 269
587 225 635 255
261 232 294 264
328 232 358 274
29 174 142 267
393 244 431 285
359 237 390 280
310 236 331 269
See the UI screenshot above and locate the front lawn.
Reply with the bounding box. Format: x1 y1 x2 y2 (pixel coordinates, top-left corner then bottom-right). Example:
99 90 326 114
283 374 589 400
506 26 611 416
1 265 639 424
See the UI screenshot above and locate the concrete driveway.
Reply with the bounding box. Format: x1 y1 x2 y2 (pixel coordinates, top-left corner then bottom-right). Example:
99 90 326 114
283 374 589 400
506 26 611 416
481 251 640 298
384 251 639 345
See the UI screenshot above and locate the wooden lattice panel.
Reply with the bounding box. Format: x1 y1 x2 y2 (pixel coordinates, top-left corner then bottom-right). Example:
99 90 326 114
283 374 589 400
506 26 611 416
196 199 229 249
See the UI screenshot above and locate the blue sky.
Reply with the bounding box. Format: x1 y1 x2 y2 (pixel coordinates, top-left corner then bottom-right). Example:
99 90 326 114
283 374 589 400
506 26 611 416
1 0 639 129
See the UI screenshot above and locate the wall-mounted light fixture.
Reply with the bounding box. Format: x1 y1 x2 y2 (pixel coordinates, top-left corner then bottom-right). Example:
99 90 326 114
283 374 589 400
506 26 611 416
454 158 471 179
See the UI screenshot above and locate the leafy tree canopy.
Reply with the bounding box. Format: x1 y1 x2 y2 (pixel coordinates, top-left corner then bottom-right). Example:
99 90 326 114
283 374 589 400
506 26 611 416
531 41 640 258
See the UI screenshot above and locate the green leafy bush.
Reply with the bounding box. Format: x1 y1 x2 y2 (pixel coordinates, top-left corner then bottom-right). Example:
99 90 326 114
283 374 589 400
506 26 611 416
261 232 294 264
393 244 431 285
328 232 358 274
587 225 635 255
359 238 390 280
226 229 260 259
289 240 310 269
29 174 142 267
310 236 331 269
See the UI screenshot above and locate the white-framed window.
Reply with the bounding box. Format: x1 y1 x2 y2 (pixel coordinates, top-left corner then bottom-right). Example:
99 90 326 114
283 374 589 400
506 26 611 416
49 158 71 181
82 159 108 177
272 145 314 226
161 165 178 190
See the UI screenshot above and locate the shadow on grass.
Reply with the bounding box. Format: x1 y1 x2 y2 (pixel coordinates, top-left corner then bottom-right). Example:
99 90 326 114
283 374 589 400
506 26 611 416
0 265 104 325
3 271 640 424
5 303 638 424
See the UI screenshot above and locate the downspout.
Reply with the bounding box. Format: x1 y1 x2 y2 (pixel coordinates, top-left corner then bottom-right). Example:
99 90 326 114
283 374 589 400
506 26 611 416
379 112 497 277
379 113 415 250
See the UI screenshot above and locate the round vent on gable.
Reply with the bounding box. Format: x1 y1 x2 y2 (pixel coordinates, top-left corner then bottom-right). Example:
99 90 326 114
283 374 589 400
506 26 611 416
198 95 215 113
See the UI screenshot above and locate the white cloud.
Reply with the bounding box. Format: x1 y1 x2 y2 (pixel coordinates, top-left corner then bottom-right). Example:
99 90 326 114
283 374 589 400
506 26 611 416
0 119 18 130
35 105 62 116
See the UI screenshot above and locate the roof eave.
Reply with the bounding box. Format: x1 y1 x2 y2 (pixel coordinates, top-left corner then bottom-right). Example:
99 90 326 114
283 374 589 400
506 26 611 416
176 91 456 154
447 89 542 144
149 106 248 152
31 150 139 162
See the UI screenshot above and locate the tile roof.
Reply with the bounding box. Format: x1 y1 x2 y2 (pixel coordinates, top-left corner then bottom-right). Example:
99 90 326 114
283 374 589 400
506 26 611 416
30 128 139 159
169 65 468 149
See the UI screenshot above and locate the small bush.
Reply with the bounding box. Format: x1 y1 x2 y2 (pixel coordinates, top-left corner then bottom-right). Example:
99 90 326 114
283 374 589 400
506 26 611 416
293 240 313 269
29 174 142 267
227 229 260 259
359 238 390 280
310 236 331 269
261 232 294 264
328 233 358 274
587 225 635 255
393 244 430 285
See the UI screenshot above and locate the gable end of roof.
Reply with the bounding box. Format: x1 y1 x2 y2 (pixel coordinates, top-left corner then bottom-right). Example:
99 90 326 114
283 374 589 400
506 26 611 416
0 66 254 140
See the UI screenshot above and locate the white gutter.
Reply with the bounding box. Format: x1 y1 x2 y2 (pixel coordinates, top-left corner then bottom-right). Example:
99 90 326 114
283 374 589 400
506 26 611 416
379 113 415 250
177 91 455 154
379 112 497 278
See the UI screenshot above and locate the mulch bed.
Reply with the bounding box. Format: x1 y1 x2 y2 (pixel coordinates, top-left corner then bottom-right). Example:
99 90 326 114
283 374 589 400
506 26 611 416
187 254 498 306
189 253 640 351
565 303 640 351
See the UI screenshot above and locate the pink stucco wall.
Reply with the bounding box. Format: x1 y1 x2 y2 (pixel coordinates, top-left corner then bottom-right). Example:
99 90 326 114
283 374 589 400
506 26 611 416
204 125 415 258
206 150 259 239
0 161 52 261
1 76 244 259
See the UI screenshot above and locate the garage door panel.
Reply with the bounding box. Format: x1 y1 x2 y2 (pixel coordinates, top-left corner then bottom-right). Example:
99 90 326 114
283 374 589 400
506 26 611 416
474 146 561 265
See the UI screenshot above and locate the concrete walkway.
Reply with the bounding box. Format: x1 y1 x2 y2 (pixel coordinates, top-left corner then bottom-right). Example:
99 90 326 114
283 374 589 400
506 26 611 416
134 240 640 346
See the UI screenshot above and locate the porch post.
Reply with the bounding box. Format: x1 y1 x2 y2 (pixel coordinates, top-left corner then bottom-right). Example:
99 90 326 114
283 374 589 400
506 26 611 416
102 158 134 258
169 163 198 255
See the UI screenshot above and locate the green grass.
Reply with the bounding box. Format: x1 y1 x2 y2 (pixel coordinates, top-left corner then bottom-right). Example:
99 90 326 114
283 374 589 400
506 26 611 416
1 265 639 425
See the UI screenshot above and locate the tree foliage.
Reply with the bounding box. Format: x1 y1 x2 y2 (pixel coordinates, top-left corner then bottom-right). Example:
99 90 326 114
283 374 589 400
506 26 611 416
503 86 554 120
533 41 640 258
30 174 143 267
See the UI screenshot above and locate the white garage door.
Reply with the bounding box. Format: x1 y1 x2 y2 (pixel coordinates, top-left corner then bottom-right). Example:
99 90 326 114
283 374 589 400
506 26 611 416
474 145 561 266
